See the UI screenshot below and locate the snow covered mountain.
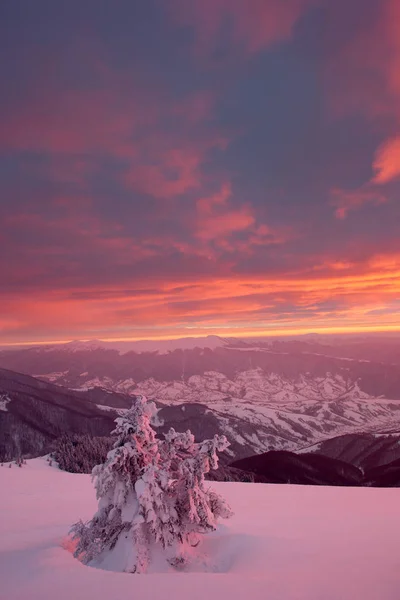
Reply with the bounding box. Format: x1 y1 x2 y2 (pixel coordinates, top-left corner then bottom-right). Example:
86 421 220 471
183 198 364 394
152 372 400 457
1 335 400 462
1 335 228 355
88 369 400 456
3 364 400 464
2 335 400 399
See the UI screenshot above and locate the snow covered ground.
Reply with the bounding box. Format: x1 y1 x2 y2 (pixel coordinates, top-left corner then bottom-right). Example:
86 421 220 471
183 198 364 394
1 458 399 600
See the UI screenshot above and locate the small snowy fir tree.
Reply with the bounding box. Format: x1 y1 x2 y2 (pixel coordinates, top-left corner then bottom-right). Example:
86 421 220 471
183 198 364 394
71 396 232 573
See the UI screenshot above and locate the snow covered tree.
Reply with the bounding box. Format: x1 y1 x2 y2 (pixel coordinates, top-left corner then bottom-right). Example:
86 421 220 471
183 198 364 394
71 396 232 573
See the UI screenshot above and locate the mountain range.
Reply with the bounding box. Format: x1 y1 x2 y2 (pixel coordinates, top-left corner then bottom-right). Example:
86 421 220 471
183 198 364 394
1 334 400 483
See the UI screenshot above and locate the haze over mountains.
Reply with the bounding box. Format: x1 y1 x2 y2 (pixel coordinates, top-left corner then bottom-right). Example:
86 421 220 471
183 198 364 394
2 333 400 391
1 333 400 478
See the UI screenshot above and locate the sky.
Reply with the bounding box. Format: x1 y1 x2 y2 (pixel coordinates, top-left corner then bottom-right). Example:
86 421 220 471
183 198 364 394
1 0 400 345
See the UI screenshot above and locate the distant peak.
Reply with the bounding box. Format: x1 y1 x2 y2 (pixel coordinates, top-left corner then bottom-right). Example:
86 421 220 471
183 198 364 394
32 335 227 355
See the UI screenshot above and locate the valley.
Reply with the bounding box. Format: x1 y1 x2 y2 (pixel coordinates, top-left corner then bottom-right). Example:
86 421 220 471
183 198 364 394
1 335 400 470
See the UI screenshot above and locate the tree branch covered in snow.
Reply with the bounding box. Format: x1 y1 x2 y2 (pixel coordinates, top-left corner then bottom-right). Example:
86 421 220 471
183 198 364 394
71 396 233 573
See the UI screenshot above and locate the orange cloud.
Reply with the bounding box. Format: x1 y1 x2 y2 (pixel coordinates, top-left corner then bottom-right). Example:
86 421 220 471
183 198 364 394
2 250 400 344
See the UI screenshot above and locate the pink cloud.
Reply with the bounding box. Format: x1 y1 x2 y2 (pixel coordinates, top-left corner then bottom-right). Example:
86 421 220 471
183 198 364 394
124 129 229 199
325 0 400 205
372 135 400 184
196 183 254 241
171 0 314 57
197 208 255 241
172 90 217 124
324 1 400 121
0 52 226 202
0 89 150 157
195 183 287 248
125 148 202 199
196 183 232 213
331 187 387 219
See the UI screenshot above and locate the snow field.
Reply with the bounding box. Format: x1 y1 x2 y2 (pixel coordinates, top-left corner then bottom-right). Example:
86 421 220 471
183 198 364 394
1 458 400 599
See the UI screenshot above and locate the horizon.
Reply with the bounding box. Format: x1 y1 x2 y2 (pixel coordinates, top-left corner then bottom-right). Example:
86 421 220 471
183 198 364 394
1 1 400 344
2 327 400 350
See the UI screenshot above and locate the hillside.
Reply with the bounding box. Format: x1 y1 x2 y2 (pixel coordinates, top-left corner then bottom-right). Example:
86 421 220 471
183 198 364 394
0 368 252 462
2 336 400 398
299 432 400 470
365 458 400 487
3 340 400 459
1 458 399 599
0 367 119 461
3 365 400 466
231 450 364 486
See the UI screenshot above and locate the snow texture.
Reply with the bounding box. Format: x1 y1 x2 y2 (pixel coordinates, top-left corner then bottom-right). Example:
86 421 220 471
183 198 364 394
34 363 400 456
1 457 400 599
0 394 11 411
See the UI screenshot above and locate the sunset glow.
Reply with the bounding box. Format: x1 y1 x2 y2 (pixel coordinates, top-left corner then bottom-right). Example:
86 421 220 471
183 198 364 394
1 0 400 345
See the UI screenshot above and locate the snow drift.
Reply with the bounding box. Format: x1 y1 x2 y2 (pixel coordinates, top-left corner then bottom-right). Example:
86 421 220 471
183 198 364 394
1 457 400 599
